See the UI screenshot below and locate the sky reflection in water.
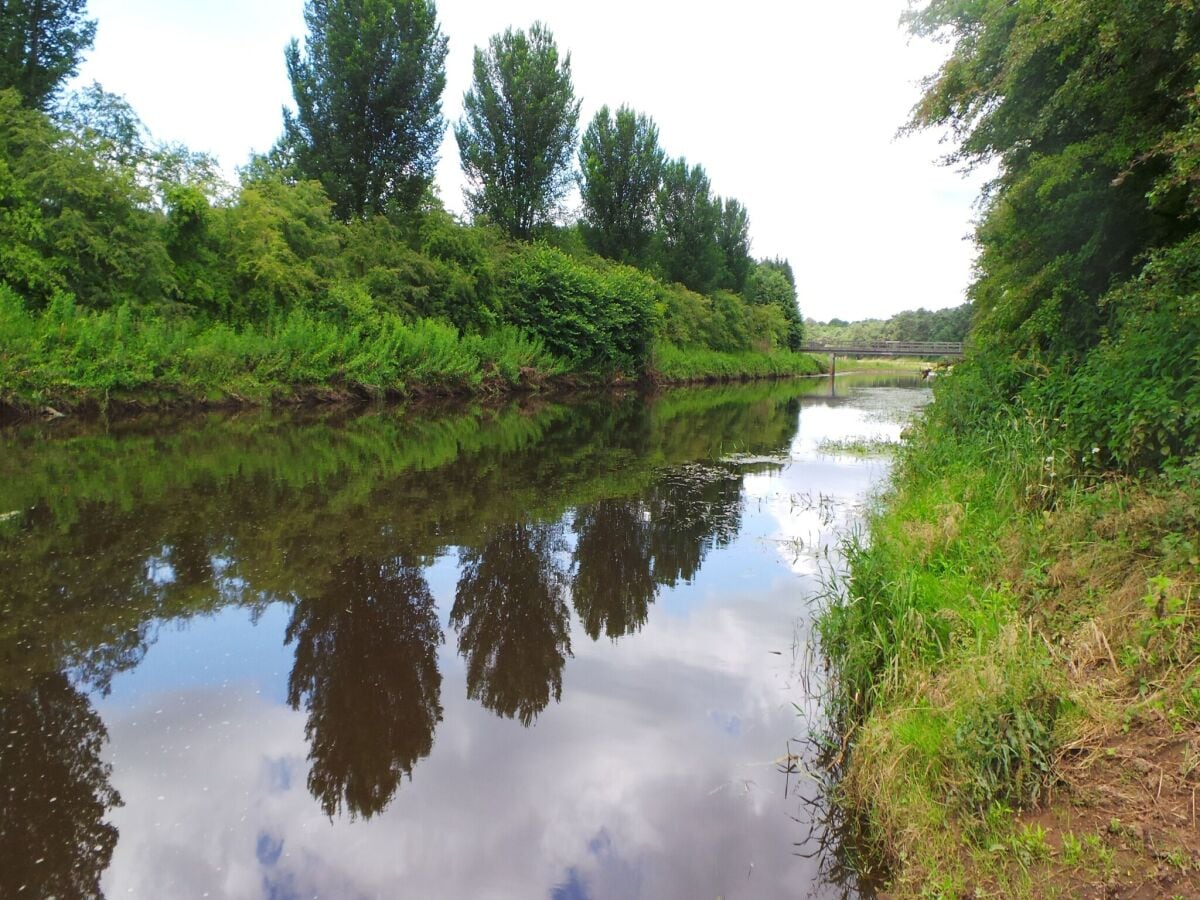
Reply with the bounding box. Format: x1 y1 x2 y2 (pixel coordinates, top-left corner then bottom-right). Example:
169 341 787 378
0 377 929 899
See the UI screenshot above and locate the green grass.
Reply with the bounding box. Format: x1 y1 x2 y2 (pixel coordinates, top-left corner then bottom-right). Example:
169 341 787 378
828 357 935 374
0 294 570 410
0 294 828 413
651 342 824 382
818 376 1200 893
816 403 1063 888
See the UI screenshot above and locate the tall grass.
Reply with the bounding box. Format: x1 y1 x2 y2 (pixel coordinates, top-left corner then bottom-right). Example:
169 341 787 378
818 357 1200 892
815 393 1064 885
0 288 566 408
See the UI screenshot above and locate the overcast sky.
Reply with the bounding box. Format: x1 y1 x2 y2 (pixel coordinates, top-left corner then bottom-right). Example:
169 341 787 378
72 0 986 322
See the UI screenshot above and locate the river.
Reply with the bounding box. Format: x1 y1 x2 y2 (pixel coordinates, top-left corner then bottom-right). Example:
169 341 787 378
0 375 929 899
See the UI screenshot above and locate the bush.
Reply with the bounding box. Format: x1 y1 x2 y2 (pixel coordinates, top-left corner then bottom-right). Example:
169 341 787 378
659 282 781 352
1044 236 1200 473
500 243 658 372
651 342 821 381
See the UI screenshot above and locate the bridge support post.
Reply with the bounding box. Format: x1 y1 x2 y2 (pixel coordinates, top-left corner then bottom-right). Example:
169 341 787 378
829 353 836 378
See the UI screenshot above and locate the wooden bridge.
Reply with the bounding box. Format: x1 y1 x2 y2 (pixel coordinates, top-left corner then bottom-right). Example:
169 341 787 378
800 339 964 358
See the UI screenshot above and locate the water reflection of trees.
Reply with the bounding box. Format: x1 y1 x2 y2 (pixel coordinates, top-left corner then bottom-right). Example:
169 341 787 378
0 388 798 696
569 465 745 641
571 500 656 640
0 673 122 900
451 521 571 726
646 465 743 588
285 556 443 819
0 380 810 851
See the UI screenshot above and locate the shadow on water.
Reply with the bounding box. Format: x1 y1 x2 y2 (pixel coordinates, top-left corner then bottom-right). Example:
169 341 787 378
0 376 924 896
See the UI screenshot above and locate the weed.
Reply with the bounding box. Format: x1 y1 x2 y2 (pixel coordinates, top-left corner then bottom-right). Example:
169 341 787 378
1084 834 1114 868
815 436 899 457
1061 831 1083 865
651 342 823 382
1007 823 1052 867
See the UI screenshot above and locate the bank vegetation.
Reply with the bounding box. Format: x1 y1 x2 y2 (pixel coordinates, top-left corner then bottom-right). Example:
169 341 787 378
0 1 816 418
818 2 1200 895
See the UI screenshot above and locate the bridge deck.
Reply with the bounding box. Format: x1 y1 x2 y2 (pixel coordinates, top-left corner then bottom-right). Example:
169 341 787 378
800 340 964 357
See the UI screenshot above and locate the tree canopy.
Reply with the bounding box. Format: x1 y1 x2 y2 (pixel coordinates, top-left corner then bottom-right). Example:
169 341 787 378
905 0 1200 472
0 0 94 109
578 104 664 264
455 22 580 239
747 258 803 350
284 0 448 219
806 303 971 345
716 197 751 294
906 0 1200 361
655 157 722 294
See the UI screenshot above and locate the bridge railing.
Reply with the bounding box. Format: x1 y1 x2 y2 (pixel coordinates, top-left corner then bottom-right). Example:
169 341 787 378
799 340 964 356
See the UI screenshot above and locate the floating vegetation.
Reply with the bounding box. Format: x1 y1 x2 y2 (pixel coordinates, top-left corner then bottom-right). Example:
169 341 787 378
815 437 899 457
791 491 838 527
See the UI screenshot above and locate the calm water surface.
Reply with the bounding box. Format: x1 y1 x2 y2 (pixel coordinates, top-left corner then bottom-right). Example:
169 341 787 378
0 376 929 899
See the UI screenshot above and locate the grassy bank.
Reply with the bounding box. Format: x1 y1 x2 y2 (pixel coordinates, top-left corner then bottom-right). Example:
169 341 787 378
651 342 823 382
0 294 823 417
819 394 1200 896
0 294 567 414
827 357 935 375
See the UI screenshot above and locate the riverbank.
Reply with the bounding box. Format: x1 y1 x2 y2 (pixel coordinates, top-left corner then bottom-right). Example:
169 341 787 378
0 303 825 421
822 357 934 375
819 390 1200 896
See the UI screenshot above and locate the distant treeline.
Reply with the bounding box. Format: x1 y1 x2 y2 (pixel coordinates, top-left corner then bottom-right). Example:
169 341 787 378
0 1 814 411
805 303 971 345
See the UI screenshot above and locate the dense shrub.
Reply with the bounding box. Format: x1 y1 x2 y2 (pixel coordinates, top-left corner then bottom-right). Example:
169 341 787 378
225 176 340 321
500 243 658 372
0 89 171 310
658 282 791 352
652 343 821 381
0 89 813 404
1044 236 1200 473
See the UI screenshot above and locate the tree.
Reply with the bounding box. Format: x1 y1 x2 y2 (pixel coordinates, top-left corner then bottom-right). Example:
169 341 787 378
747 257 803 349
578 104 664 263
904 0 1199 359
284 0 448 219
0 89 173 310
655 157 722 293
716 196 751 293
455 22 580 239
0 0 94 110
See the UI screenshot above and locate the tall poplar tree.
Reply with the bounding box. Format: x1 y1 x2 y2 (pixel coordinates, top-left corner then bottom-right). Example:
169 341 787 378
284 0 448 219
0 0 95 110
716 197 751 293
455 22 580 239
655 157 722 294
578 104 664 264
